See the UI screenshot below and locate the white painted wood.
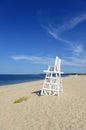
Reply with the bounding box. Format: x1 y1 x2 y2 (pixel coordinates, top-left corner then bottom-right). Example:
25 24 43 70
41 56 63 96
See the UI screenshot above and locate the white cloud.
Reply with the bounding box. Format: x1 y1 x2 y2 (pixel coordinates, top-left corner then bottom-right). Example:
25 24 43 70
10 56 41 61
10 55 86 68
46 26 73 44
46 27 84 56
46 27 72 44
46 14 86 36
62 56 86 67
68 14 86 29
44 14 86 56
10 55 55 65
70 44 84 56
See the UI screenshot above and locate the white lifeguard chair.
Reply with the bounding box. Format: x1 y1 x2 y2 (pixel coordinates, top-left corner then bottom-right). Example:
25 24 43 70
41 56 63 96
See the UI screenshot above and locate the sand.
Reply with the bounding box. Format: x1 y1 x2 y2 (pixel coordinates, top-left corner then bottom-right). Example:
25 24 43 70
0 75 86 130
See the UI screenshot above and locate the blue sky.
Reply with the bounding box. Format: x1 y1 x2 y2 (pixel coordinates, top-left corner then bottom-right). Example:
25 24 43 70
0 0 86 74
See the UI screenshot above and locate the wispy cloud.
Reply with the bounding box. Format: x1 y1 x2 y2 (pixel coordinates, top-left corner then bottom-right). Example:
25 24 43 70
46 27 84 56
45 14 86 56
67 14 86 29
62 56 86 67
69 44 84 56
10 55 86 68
46 14 86 36
10 55 54 65
45 27 72 44
10 56 41 61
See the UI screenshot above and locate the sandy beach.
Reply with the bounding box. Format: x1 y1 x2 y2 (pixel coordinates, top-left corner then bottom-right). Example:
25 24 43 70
0 75 86 130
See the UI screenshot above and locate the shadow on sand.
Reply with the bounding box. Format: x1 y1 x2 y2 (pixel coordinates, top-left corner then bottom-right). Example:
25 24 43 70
32 90 42 96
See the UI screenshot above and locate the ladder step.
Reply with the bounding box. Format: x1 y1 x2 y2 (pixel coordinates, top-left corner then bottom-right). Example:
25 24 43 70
44 70 63 74
44 82 58 85
42 88 59 91
46 77 60 79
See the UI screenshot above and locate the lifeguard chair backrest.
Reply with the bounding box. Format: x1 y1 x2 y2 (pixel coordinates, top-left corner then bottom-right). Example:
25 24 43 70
54 56 61 72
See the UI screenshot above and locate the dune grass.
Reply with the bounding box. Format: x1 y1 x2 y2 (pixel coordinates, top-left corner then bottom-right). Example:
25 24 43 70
14 96 28 104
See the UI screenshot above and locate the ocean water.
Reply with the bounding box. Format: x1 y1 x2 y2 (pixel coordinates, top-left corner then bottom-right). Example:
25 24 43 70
0 74 45 86
0 74 71 86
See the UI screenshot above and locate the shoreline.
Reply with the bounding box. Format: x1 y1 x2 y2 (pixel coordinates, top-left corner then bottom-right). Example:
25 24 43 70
0 79 44 87
1 73 85 86
0 74 85 87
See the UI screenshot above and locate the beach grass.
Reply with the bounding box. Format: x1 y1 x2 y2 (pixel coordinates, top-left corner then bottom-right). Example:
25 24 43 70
14 96 28 104
80 73 86 75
